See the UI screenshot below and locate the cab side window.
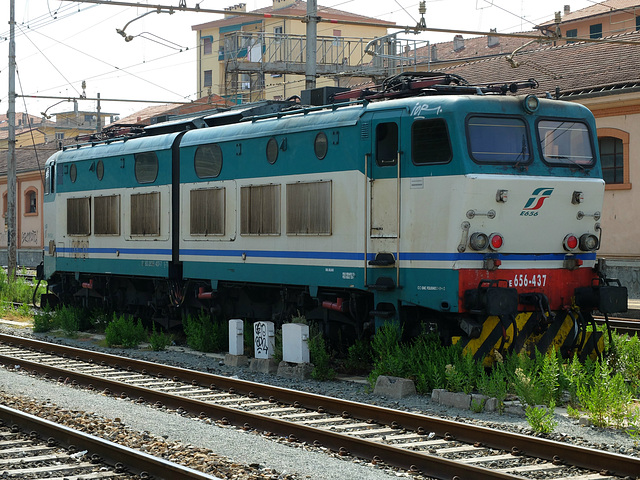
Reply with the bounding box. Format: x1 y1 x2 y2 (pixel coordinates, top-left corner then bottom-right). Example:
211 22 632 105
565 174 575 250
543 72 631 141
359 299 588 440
376 122 398 166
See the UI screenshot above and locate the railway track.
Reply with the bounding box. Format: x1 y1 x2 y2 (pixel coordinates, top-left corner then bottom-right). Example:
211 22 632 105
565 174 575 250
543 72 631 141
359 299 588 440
0 399 218 479
593 316 640 336
0 333 638 480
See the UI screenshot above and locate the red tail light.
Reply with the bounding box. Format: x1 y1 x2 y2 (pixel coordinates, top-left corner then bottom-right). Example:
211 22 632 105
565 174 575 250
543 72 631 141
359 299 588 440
489 233 503 250
563 234 579 251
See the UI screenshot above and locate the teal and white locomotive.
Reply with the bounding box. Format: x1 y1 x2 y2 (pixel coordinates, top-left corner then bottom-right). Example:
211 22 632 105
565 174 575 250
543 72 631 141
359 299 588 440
40 73 627 363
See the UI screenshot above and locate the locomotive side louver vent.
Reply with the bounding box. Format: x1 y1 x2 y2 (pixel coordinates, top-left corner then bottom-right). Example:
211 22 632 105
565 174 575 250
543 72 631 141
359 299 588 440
360 122 369 139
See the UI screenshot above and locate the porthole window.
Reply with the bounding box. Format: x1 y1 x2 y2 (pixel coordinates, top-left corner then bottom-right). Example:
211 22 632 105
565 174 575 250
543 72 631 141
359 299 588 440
70 164 77 183
266 137 279 164
96 160 104 181
194 144 223 178
314 132 328 160
134 152 159 184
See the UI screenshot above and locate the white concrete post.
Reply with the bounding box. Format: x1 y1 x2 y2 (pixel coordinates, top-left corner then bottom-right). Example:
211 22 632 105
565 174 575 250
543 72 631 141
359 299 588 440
282 323 310 364
253 321 275 359
228 319 244 355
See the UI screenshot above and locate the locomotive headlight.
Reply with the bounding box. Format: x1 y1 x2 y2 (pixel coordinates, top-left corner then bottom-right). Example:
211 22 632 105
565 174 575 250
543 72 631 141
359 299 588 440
563 234 579 251
469 232 489 251
523 94 539 114
489 233 504 250
579 233 599 251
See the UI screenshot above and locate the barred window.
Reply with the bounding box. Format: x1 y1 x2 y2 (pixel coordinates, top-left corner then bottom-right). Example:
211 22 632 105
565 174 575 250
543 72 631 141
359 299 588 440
240 184 280 235
412 119 452 164
134 152 158 184
94 195 121 235
599 136 624 184
131 192 160 236
190 188 225 235
67 197 91 236
286 181 331 235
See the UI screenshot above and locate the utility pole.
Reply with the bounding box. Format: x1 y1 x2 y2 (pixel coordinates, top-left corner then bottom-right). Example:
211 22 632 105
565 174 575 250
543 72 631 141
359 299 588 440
7 0 17 280
97 93 102 133
305 0 318 90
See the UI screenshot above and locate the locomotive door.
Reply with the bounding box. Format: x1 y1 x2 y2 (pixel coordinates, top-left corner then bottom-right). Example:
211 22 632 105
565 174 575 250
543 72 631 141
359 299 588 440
369 113 403 239
367 112 405 287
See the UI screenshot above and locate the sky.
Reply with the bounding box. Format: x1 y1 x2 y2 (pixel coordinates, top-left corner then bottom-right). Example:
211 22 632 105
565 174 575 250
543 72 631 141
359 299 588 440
1 0 598 121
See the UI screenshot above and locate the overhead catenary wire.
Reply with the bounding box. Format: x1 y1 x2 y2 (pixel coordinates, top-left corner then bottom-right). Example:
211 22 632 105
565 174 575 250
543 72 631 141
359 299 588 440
57 0 640 45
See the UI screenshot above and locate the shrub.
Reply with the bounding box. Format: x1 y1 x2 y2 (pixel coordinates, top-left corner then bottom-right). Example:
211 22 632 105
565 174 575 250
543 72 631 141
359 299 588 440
183 311 227 352
149 323 172 351
57 305 80 337
308 333 335 381
344 339 371 374
32 307 56 333
613 333 640 397
105 314 146 348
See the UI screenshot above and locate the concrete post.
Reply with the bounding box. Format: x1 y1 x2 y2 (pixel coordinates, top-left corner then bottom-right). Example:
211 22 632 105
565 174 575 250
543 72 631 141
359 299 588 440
282 323 310 363
253 321 275 359
228 319 243 355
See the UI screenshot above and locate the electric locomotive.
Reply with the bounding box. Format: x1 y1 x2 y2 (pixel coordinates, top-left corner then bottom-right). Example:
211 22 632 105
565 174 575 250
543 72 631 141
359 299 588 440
40 73 627 363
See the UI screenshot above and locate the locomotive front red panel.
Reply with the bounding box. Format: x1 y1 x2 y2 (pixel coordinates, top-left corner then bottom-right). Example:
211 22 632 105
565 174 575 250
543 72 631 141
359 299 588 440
458 267 598 312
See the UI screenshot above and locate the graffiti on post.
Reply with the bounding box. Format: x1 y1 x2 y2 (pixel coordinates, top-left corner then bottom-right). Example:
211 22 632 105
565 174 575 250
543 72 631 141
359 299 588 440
254 321 275 359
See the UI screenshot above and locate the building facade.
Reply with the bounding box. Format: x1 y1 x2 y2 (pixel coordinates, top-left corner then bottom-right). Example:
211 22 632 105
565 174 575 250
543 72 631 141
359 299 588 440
192 0 394 103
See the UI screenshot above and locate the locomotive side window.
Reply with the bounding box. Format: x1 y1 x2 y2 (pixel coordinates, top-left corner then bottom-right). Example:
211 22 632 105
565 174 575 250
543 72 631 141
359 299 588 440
190 188 225 235
69 164 77 183
412 119 452 164
94 195 120 235
96 160 104 181
195 144 223 178
130 192 160 236
376 122 398 166
467 116 531 164
266 138 279 164
67 197 91 236
134 152 159 184
538 120 594 167
286 181 331 235
240 184 280 235
314 132 328 160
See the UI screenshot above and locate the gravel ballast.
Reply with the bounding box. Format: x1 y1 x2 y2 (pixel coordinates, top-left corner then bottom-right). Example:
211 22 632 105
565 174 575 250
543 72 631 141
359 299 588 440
1 322 639 479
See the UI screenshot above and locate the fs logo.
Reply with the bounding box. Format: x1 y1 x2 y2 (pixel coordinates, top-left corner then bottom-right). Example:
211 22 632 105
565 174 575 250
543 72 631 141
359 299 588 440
521 187 554 216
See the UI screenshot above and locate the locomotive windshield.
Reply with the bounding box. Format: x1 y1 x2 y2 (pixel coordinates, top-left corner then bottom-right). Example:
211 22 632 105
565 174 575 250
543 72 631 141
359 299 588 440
538 120 594 167
467 116 531 164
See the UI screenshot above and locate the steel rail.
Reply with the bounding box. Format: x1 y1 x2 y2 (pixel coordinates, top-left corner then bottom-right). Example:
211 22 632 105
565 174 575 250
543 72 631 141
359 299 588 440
0 347 520 479
593 316 640 336
2 333 640 478
0 403 220 480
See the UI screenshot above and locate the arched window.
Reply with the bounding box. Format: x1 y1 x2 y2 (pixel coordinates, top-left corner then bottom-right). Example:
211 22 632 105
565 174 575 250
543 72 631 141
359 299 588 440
597 128 631 190
24 188 38 215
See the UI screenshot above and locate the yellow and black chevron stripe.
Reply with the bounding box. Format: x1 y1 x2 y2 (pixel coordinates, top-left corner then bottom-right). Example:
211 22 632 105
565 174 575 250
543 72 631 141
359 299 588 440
453 312 604 366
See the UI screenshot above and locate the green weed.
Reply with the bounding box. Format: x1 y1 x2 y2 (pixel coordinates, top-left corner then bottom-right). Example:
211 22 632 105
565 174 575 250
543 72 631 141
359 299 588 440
525 401 558 434
577 360 631 429
183 311 227 352
149 323 172 351
105 314 147 348
308 332 335 381
32 307 56 333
